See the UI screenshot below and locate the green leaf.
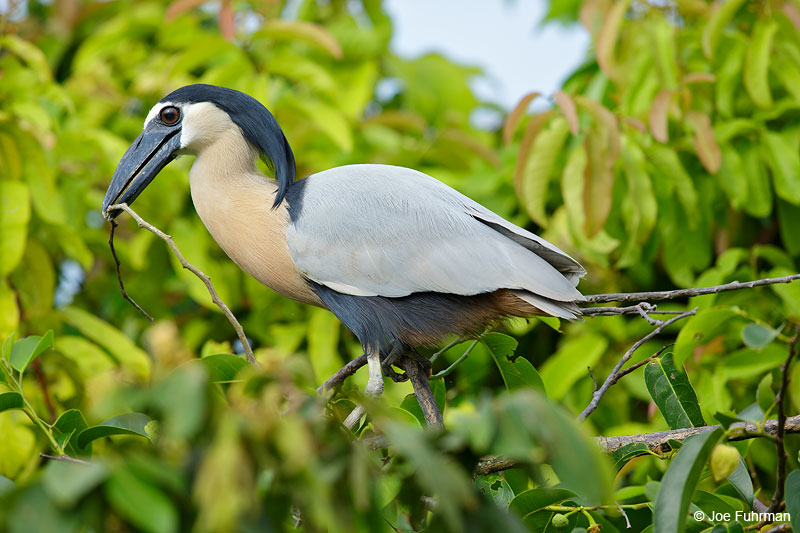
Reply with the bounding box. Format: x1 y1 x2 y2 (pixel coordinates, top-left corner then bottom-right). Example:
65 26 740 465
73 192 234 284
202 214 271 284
540 334 607 400
9 330 53 373
0 392 23 412
508 487 577 519
645 353 705 429
152 366 207 440
702 0 747 59
306 307 343 383
742 323 779 350
561 144 588 238
0 475 14 495
0 180 30 276
727 458 753 509
716 38 746 117
520 117 570 227
611 442 651 471
653 428 724 533
198 353 248 383
494 391 614 504
742 145 773 218
777 200 800 256
54 409 91 456
77 413 152 449
646 145 698 219
744 19 777 108
105 465 178 533
651 18 678 89
714 411 741 429
674 308 738 367
762 131 800 204
42 460 108 508
484 332 545 392
716 146 749 210
787 470 800 532
767 267 800 320
0 35 52 82
60 307 150 379
756 373 775 415
618 137 657 268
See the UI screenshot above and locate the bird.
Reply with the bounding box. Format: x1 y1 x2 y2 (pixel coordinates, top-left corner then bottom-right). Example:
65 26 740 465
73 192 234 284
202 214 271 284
102 84 586 427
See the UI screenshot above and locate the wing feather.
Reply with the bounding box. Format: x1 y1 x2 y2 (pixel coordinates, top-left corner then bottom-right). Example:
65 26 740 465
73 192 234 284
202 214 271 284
286 165 585 303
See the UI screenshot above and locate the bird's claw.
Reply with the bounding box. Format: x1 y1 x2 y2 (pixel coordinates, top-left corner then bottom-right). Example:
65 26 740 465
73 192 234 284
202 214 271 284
382 362 409 383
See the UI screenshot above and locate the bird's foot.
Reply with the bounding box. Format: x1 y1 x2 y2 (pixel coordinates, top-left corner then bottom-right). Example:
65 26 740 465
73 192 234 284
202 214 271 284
380 345 432 382
381 344 409 382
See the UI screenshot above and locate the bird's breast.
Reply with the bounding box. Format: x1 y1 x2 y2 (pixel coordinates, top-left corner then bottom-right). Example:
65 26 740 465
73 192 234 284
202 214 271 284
188 161 323 307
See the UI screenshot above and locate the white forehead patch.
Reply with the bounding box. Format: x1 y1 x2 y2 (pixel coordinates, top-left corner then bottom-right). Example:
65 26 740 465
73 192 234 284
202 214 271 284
142 100 236 151
144 101 178 128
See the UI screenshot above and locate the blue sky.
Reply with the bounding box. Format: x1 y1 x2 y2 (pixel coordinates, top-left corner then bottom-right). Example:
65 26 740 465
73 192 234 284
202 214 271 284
384 0 590 109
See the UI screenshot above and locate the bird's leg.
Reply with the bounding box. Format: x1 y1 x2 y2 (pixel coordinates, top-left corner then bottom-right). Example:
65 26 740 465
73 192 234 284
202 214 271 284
343 345 384 430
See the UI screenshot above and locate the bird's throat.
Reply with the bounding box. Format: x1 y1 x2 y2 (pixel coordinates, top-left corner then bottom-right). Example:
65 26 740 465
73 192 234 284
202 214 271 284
188 130 323 307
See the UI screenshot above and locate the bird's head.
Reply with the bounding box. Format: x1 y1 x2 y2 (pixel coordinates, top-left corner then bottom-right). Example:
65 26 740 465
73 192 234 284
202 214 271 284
102 84 296 218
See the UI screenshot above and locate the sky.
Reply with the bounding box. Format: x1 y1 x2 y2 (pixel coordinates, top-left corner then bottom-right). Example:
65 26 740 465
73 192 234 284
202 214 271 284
383 0 590 110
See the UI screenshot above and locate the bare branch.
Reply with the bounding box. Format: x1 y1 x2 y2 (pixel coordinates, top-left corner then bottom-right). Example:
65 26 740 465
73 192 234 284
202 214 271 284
431 339 479 380
582 305 688 317
584 274 800 304
578 310 697 421
107 203 257 368
472 415 800 476
108 219 154 323
39 453 93 465
403 358 444 429
769 327 799 513
364 415 800 475
316 353 366 395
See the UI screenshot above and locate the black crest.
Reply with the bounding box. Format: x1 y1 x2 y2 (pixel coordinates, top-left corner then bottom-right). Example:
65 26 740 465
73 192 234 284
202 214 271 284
163 84 296 207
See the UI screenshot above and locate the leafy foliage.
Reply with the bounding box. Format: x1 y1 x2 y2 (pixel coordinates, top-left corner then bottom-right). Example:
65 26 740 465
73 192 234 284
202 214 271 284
1 0 799 531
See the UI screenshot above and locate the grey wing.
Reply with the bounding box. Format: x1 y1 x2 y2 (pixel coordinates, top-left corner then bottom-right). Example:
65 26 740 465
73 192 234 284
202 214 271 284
286 165 585 316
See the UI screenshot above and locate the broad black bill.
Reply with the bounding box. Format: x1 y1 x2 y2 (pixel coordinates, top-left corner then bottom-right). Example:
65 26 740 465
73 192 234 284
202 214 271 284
102 124 181 219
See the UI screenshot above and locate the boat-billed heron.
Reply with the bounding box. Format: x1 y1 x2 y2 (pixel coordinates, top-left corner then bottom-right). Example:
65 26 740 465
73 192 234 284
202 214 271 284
102 84 585 424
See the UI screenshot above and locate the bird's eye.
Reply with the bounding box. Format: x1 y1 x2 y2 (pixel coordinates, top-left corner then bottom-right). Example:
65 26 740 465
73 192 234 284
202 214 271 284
160 106 180 125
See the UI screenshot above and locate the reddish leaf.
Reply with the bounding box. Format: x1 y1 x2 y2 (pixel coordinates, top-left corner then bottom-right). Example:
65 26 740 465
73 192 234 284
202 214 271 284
596 0 632 79
260 20 343 59
218 1 235 42
783 2 800 33
649 90 673 143
554 91 579 135
682 72 716 84
579 0 611 32
575 97 620 236
166 0 207 20
503 92 541 145
687 111 722 174
625 117 647 133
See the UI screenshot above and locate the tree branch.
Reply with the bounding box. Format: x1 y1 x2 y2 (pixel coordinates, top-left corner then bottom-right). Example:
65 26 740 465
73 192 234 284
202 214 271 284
402 357 444 429
39 453 93 465
362 415 800 475
768 328 799 513
583 274 800 304
107 203 257 368
109 220 154 323
472 415 800 476
578 309 697 421
316 353 367 395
